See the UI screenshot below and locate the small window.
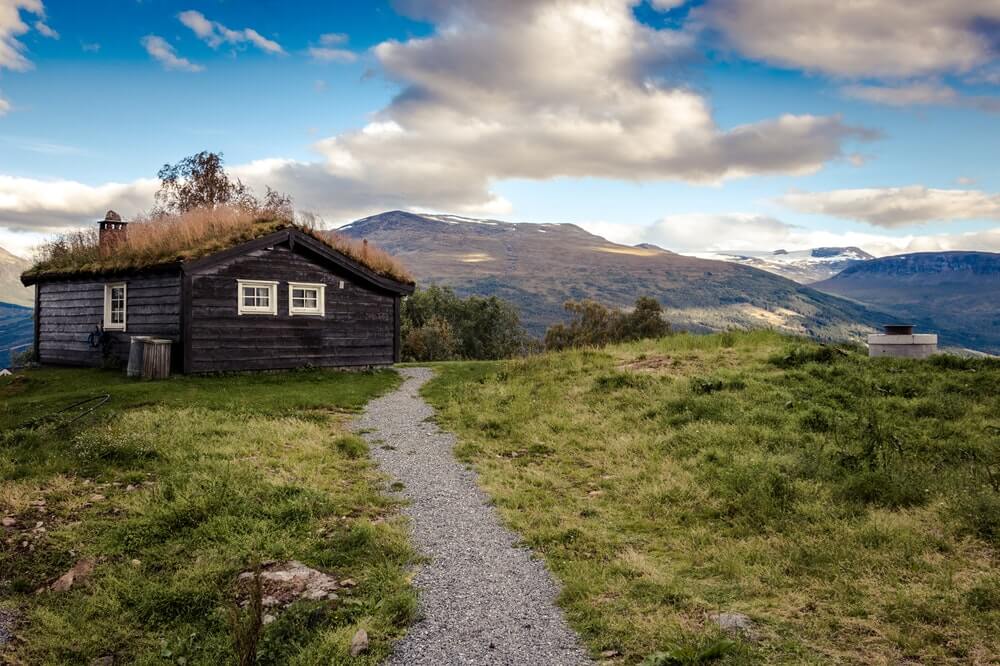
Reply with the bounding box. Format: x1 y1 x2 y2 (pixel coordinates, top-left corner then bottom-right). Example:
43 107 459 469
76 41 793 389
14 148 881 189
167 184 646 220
104 282 126 331
237 280 278 316
288 282 326 317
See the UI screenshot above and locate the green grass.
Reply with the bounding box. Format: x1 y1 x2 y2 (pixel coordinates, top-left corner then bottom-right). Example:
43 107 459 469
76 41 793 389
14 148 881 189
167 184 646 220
0 367 415 665
422 330 1000 664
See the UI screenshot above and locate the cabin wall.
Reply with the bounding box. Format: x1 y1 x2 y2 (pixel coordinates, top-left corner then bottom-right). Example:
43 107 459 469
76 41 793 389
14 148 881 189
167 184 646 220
36 273 182 367
186 244 396 373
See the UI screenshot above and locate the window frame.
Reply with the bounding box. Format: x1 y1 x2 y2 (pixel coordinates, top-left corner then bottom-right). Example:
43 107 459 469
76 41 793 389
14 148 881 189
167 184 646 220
103 282 127 331
237 279 278 316
288 282 326 317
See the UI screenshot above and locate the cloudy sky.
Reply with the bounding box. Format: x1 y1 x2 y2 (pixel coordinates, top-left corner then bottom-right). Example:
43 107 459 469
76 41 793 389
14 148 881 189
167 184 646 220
0 0 997 258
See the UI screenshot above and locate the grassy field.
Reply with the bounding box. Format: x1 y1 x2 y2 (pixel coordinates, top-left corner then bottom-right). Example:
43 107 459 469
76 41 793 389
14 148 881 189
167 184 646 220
0 367 415 665
423 331 1000 665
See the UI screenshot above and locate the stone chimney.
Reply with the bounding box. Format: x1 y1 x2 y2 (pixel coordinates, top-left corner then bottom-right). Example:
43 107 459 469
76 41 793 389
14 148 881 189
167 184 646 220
99 210 128 253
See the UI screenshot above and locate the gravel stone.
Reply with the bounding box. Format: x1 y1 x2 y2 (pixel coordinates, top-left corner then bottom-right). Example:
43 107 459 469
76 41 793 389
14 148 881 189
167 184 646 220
357 367 592 665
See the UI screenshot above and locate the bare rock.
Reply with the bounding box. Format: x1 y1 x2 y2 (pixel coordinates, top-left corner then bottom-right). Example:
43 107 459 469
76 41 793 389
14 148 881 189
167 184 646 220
50 559 96 592
236 561 342 609
350 628 369 657
710 611 757 640
1 517 15 528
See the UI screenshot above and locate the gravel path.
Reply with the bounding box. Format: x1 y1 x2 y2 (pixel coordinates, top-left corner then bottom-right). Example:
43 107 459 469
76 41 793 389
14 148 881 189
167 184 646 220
357 367 592 666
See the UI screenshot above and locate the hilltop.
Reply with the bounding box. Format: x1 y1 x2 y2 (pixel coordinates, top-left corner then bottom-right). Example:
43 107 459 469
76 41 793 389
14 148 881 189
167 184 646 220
424 330 1000 663
337 211 889 341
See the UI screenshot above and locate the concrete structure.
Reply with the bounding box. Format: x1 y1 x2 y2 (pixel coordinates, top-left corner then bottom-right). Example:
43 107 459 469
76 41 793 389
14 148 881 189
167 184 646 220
868 324 938 359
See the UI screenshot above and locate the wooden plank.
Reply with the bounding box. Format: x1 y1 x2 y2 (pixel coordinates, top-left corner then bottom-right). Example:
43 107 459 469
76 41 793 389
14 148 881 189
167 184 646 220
33 284 41 362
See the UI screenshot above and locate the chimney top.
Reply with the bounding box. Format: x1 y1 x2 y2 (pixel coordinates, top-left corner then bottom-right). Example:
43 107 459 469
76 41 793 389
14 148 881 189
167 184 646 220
104 210 122 222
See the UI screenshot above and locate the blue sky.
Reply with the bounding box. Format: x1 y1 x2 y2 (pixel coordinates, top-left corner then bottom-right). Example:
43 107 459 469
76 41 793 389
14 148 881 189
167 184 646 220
0 0 997 257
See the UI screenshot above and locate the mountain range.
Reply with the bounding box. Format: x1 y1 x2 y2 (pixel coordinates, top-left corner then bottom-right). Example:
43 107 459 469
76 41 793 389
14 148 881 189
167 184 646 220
337 211 888 341
699 247 874 284
0 246 33 307
2 218 995 356
814 252 1000 354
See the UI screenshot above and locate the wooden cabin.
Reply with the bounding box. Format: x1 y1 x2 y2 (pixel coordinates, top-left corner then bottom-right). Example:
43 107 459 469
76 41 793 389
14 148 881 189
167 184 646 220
20 212 414 373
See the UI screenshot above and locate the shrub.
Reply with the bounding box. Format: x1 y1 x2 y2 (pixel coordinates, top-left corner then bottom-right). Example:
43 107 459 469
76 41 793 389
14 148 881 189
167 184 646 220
545 296 670 350
952 487 1000 544
769 344 843 369
401 286 533 361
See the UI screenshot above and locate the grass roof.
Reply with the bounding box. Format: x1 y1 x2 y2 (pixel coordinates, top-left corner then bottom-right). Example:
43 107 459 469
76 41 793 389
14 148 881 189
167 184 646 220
22 206 413 285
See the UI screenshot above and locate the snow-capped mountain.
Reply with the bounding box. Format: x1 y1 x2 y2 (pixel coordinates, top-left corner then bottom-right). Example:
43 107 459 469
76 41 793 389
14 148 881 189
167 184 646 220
693 247 874 284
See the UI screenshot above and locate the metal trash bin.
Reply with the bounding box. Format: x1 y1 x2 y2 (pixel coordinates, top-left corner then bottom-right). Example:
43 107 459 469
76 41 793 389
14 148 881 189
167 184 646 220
127 336 152 377
141 338 172 380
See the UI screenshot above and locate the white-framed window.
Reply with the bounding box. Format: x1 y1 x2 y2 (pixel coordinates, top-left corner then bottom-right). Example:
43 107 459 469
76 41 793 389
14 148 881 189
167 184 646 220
237 279 278 316
288 282 326 317
104 282 126 331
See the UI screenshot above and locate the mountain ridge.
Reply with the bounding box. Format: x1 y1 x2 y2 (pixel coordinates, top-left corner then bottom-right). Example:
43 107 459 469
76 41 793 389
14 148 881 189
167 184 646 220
813 251 1000 353
336 210 891 341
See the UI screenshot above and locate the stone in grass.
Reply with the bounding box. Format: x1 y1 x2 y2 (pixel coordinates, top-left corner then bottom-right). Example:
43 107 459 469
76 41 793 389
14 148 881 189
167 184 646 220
236 561 342 609
710 611 758 641
49 559 96 592
350 628 369 657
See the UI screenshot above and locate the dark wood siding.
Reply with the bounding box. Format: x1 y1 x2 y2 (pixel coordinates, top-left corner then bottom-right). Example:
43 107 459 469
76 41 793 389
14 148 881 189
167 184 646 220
186 243 395 373
36 273 182 367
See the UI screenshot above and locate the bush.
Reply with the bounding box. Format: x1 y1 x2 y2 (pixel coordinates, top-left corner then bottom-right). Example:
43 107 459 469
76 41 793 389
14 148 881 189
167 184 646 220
545 296 670 350
401 286 533 361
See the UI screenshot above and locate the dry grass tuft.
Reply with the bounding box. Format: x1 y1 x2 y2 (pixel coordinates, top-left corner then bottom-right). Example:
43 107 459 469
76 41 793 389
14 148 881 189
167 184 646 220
24 206 413 284
320 231 413 284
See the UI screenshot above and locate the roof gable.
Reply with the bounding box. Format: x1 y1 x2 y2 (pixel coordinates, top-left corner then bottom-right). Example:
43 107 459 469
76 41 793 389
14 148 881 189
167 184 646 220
183 228 414 295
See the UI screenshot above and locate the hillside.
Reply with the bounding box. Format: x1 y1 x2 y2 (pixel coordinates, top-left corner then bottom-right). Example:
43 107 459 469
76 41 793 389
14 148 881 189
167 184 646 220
337 212 890 341
813 251 1000 354
0 302 33 362
424 331 1000 663
699 247 874 283
0 245 33 307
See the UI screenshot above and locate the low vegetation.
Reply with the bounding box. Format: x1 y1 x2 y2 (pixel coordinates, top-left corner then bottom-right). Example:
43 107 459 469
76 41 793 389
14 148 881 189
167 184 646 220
423 331 1000 664
401 285 534 361
0 368 415 664
545 296 671 350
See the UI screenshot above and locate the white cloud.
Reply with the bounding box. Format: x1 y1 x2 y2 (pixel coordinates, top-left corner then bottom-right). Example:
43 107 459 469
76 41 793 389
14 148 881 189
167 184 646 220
308 31 355 62
0 93 10 116
81 41 100 53
0 0 43 71
780 186 1000 228
178 10 284 55
0 0 881 239
692 0 1000 79
141 35 204 72
842 82 959 107
34 19 56 39
282 0 873 214
0 174 158 234
581 214 1000 257
842 81 1000 113
308 46 356 63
